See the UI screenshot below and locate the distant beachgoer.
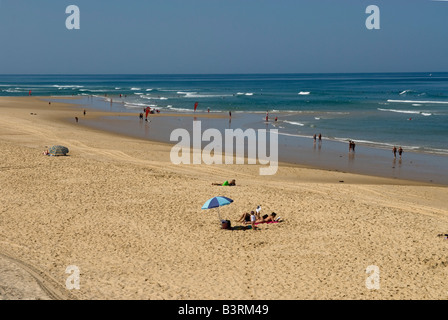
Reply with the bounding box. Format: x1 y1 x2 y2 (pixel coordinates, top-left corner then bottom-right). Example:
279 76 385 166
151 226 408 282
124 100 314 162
314 134 317 143
212 179 236 186
275 117 278 122
208 108 210 113
349 140 352 152
75 117 78 123
393 146 397 158
83 109 86 116
318 133 322 143
399 147 403 159
352 141 356 152
229 111 232 118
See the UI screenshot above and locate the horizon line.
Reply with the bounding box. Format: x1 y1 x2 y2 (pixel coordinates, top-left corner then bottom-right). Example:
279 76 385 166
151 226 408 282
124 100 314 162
0 71 446 76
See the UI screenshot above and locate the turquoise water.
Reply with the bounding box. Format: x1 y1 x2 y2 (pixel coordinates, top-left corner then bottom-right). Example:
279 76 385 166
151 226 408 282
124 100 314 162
1 73 447 155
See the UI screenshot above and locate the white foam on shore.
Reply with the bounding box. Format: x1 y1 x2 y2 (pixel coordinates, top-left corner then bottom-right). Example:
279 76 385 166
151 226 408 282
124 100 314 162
388 99 448 104
299 92 311 95
283 120 305 126
378 108 432 116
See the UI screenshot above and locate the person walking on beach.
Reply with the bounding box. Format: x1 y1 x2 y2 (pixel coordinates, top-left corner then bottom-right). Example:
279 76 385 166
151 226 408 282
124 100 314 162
398 147 403 159
229 111 232 118
352 141 356 153
349 140 352 152
75 117 78 123
83 109 86 116
318 133 322 143
393 146 397 159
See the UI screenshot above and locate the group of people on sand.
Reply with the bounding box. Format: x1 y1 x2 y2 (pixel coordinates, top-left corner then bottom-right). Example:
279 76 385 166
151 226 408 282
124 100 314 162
237 205 282 230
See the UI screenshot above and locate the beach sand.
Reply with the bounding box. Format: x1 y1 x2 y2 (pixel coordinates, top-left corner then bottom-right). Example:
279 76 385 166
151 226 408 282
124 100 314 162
0 97 447 300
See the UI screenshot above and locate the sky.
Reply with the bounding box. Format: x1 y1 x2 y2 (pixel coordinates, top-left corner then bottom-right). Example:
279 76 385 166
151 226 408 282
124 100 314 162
0 0 447 74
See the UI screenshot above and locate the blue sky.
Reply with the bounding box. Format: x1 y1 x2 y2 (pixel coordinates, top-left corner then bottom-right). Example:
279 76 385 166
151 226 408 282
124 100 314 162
0 0 447 74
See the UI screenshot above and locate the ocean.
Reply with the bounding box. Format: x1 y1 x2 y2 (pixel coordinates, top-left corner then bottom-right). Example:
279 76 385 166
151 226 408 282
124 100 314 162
1 73 448 156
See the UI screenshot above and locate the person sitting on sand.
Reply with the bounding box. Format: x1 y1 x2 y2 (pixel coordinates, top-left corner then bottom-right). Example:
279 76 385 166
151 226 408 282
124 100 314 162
43 149 49 156
237 212 251 224
212 179 236 186
257 212 281 223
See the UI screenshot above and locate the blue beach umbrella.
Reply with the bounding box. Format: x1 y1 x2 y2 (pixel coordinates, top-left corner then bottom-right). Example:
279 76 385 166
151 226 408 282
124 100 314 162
202 196 234 222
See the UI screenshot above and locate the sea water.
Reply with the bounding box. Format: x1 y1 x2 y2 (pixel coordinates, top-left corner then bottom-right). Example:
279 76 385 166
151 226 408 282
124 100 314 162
1 73 447 156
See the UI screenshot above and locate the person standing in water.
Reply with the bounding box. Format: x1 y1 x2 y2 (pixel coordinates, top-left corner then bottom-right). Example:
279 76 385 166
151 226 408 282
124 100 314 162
398 147 403 159
393 146 397 159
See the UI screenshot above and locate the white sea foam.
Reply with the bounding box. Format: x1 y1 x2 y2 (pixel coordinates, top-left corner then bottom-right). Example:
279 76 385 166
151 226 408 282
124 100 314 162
3 89 21 93
378 108 432 116
283 120 305 126
124 102 155 109
388 99 448 104
165 105 192 112
299 92 310 95
177 91 196 95
52 85 84 89
141 95 168 100
130 88 141 91
183 92 233 98
245 93 253 96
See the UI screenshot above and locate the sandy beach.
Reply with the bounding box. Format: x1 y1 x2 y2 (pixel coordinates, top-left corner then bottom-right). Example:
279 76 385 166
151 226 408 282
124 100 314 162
1 96 447 300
